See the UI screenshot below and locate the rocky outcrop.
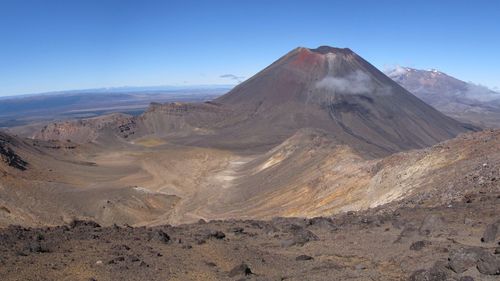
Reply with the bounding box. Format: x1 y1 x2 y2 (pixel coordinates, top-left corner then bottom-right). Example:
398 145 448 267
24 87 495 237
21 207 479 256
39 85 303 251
0 133 28 171
34 113 134 143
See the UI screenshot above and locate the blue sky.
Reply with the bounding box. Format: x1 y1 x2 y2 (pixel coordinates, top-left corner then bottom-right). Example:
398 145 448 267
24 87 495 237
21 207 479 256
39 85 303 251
0 0 498 96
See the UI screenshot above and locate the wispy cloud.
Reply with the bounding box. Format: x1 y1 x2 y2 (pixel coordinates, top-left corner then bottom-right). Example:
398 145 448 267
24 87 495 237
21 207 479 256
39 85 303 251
315 70 390 95
384 65 409 78
464 83 500 101
220 74 245 83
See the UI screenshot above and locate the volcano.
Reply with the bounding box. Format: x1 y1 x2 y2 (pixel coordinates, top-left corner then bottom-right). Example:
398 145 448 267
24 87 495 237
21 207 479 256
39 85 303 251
31 46 473 157
210 46 472 156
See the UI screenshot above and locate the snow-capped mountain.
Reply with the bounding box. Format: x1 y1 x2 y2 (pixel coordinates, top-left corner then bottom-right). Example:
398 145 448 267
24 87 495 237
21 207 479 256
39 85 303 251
387 66 500 128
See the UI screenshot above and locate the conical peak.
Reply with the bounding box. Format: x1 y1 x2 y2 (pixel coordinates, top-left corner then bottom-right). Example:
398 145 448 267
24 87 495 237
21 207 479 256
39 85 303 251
308 46 354 55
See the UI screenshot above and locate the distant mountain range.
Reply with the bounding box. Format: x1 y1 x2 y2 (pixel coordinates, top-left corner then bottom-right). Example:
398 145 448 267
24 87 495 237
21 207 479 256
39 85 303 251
0 84 235 100
387 66 500 128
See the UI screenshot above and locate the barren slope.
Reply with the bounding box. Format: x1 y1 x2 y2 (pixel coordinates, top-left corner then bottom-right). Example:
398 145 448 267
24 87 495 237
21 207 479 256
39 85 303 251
0 132 180 226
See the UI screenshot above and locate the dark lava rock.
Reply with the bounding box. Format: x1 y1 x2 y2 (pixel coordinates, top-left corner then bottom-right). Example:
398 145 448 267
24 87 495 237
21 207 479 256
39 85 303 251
408 269 446 281
195 238 206 245
448 247 484 273
228 263 252 277
476 251 500 275
459 277 474 281
408 261 450 281
481 221 499 243
205 261 217 267
150 230 170 243
107 256 125 265
295 255 314 261
281 225 319 247
35 233 45 241
129 256 140 262
410 240 430 251
25 242 50 253
229 227 245 234
308 217 337 230
199 230 225 240
419 214 444 236
209 230 226 240
0 140 28 170
69 220 101 229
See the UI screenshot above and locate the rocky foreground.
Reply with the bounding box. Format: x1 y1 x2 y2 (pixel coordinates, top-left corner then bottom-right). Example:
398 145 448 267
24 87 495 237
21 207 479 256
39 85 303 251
0 189 499 281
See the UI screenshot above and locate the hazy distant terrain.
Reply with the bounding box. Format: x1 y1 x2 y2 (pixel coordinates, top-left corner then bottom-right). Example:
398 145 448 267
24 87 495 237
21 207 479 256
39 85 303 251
0 87 229 128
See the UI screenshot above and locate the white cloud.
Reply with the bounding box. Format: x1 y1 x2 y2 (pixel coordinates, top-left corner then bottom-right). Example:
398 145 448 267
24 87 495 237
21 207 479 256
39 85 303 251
315 70 379 95
220 74 245 83
464 83 500 101
384 65 409 78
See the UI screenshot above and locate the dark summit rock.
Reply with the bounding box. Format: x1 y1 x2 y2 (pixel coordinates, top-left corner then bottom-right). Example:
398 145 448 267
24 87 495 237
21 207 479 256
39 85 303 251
228 263 252 277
